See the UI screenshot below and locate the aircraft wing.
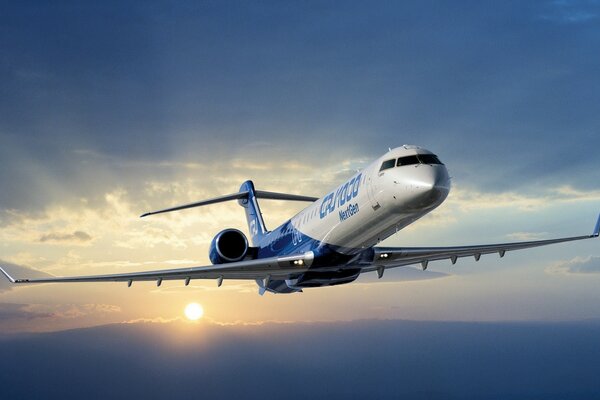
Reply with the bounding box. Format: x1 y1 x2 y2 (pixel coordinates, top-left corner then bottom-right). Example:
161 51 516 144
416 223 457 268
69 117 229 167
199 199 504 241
0 252 313 286
365 214 600 273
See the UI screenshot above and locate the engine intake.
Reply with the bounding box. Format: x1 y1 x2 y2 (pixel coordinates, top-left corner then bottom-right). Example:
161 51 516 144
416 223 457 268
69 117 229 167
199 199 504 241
209 229 249 264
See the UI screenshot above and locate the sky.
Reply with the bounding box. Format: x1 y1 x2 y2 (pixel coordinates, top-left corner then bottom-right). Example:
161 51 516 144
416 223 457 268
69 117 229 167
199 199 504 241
0 0 600 396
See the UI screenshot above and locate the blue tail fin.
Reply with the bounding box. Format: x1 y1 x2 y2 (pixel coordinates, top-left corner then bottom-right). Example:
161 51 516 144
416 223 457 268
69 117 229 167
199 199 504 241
238 181 268 245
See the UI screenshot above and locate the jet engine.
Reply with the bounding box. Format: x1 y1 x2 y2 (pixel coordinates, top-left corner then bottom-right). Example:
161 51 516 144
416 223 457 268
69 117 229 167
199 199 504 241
209 229 249 264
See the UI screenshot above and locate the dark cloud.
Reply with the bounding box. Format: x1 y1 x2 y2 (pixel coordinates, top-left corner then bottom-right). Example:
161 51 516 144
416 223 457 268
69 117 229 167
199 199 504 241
1 0 600 212
1 319 600 399
39 230 92 243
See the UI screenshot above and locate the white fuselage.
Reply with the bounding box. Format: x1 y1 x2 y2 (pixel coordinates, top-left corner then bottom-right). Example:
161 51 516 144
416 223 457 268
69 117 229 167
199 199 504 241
290 146 451 253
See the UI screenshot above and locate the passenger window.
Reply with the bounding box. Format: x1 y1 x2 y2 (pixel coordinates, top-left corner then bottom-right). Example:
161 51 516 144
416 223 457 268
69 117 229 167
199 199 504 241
396 155 420 167
379 159 396 172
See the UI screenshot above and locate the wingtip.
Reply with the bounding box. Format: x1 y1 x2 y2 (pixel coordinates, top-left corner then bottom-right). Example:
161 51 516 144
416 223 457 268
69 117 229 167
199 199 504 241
0 266 16 283
593 213 600 237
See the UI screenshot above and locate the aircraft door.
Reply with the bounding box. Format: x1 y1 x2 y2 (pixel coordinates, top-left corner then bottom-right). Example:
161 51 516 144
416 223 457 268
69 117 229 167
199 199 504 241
366 174 381 210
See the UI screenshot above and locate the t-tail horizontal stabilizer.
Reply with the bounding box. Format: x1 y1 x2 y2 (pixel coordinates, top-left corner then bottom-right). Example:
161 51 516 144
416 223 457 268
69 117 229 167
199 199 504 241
140 189 318 218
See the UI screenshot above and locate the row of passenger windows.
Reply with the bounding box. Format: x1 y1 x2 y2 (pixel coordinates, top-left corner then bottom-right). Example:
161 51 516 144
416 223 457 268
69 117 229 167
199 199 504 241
379 154 443 172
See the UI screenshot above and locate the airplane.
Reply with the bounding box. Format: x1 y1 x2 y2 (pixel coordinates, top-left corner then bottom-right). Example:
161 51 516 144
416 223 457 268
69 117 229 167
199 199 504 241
1 145 599 294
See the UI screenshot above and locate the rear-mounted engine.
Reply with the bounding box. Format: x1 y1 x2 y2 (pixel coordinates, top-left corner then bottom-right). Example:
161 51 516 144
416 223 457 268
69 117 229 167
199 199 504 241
209 229 249 264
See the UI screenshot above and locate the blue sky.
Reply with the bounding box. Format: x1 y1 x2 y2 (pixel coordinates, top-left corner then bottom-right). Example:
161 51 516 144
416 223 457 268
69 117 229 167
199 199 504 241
1 2 600 395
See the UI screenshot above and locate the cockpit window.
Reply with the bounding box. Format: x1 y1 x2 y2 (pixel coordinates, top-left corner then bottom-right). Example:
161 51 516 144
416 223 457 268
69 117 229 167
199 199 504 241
379 159 396 172
396 154 444 167
396 155 420 167
418 154 443 165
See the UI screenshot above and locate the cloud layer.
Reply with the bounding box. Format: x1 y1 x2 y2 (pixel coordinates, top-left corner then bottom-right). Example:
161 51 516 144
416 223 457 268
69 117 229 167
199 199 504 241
548 256 600 274
2 319 600 399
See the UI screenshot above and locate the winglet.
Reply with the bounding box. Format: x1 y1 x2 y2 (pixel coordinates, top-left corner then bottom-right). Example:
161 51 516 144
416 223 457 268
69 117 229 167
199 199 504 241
593 213 600 237
0 266 16 283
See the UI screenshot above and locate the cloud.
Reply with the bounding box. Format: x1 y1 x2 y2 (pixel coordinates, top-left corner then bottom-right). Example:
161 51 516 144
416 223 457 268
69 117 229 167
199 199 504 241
450 185 600 212
540 0 599 23
0 301 123 334
0 303 53 320
1 0 600 214
39 230 92 244
22 303 122 319
505 232 549 241
547 256 600 275
123 316 183 324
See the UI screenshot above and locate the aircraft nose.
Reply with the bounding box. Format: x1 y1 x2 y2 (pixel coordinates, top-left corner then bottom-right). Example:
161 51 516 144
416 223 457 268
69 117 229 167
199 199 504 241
413 166 450 191
405 166 450 207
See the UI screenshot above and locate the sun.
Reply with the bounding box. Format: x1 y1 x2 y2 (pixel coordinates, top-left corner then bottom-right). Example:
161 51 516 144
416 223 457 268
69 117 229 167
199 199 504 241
184 303 204 321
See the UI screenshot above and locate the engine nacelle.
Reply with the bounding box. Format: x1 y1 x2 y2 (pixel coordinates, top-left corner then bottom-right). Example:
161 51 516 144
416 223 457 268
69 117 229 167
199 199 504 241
209 229 249 264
